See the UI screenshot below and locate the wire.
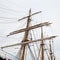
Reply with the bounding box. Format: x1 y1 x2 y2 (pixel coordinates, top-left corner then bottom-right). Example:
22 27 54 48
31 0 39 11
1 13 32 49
45 50 50 60
5 0 18 7
0 17 19 19
37 46 41 60
0 48 19 59
28 44 35 60
31 29 39 50
29 31 37 58
0 20 22 23
0 4 21 16
0 9 20 16
0 35 23 40
0 21 18 23
0 17 28 23
0 6 20 13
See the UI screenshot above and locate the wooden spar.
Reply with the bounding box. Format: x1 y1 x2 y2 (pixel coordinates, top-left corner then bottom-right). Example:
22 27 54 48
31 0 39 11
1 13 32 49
7 22 51 36
18 11 42 21
0 36 57 49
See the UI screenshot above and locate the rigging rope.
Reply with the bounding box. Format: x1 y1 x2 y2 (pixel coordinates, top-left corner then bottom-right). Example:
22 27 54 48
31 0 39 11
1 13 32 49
45 49 50 60
29 31 37 59
37 46 41 60
0 17 19 19
0 48 19 59
27 44 35 60
0 6 20 13
31 29 39 50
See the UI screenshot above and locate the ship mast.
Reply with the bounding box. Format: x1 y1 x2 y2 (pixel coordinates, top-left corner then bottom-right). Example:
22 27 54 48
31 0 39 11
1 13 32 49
41 27 44 60
21 9 31 60
0 9 57 60
49 40 56 60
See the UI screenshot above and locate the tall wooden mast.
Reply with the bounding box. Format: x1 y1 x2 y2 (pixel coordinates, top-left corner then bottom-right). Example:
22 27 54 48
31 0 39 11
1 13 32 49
21 9 31 60
41 27 44 60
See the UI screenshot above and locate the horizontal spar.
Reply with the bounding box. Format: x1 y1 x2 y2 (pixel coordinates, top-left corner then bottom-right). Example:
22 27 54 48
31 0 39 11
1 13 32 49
7 22 51 36
18 11 42 21
0 36 57 49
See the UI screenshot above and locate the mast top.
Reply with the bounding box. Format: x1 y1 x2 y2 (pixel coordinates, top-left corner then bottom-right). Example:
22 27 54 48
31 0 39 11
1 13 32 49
18 10 42 21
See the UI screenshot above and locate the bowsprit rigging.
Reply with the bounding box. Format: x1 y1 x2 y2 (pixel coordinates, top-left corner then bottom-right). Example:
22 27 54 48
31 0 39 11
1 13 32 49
0 9 57 60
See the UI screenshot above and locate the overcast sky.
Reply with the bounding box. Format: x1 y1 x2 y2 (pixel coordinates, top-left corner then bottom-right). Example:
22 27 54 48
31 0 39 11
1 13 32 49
0 0 60 60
